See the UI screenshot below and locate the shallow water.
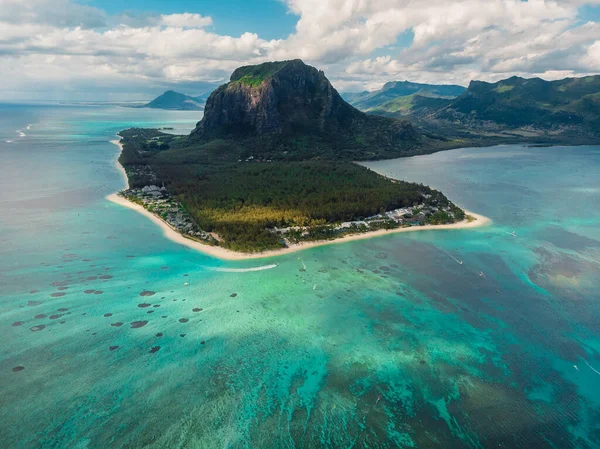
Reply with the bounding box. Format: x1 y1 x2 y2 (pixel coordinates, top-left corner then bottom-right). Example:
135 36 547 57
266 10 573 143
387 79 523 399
1 104 599 448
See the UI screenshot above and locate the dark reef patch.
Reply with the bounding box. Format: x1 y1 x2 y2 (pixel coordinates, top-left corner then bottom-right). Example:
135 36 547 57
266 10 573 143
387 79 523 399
12 321 24 327
179 318 189 323
30 325 45 332
138 303 151 308
12 366 25 372
111 322 123 327
130 321 148 328
140 290 156 297
150 346 161 353
109 345 119 351
192 308 203 312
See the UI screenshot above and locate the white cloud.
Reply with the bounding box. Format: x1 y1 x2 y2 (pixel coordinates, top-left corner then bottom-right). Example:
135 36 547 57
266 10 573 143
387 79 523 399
160 13 213 29
0 0 600 99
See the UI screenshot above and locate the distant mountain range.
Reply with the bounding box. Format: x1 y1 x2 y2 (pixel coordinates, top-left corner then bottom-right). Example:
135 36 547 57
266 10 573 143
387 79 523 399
427 75 600 128
143 90 210 110
343 81 466 115
347 75 600 144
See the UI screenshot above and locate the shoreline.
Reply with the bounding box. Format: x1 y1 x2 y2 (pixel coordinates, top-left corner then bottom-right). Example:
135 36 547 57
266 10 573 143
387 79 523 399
110 138 129 190
106 136 491 260
106 196 491 261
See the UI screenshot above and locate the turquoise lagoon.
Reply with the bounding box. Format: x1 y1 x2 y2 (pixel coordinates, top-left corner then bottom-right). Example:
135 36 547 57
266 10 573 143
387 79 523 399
0 103 599 448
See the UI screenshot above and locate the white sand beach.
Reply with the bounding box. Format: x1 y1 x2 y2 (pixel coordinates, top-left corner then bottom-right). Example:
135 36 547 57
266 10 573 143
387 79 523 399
110 138 129 190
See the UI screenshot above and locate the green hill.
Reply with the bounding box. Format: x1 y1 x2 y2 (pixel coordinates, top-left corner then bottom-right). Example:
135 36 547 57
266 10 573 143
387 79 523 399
436 75 600 129
344 81 465 114
145 90 209 111
410 74 600 137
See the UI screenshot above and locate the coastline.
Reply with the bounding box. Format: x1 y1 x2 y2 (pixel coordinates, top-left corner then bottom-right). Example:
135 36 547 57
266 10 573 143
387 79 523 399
107 136 491 260
106 194 491 261
110 138 129 190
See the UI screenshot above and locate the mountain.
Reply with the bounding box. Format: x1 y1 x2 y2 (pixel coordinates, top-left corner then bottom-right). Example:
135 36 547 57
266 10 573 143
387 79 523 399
144 90 209 110
430 75 600 130
190 59 423 160
344 81 466 115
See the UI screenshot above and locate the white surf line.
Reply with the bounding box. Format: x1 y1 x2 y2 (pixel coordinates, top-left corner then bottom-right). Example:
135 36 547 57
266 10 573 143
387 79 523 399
584 360 600 376
5 140 13 143
203 263 279 273
17 130 26 137
503 230 517 237
26 124 32 130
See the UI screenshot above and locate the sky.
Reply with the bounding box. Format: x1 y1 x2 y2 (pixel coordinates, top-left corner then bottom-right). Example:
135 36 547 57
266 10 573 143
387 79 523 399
1 0 600 101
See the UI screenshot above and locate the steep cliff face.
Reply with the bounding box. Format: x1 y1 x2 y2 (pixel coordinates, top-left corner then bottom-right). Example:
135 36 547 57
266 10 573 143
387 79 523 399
193 60 402 137
188 60 423 160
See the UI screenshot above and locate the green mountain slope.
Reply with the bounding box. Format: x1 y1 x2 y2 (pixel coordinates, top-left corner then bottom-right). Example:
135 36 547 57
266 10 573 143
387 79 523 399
344 81 466 114
433 75 600 129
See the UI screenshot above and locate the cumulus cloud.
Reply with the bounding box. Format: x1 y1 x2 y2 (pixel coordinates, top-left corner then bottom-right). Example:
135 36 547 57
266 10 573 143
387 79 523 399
160 13 213 29
0 0 600 99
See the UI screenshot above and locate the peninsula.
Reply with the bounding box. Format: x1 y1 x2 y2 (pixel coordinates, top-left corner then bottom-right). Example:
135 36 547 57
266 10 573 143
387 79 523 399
111 60 489 258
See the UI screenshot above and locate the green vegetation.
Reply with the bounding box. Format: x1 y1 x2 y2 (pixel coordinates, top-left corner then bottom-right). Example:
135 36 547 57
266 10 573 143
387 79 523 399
116 60 470 253
118 128 463 253
229 61 290 87
345 81 465 112
349 74 600 147
434 75 600 129
494 85 514 93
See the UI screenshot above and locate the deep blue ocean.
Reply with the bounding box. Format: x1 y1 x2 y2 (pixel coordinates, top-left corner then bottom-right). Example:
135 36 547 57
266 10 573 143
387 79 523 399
1 103 599 448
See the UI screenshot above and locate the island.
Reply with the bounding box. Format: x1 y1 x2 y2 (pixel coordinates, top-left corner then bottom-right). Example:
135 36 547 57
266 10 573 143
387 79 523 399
109 60 489 259
135 90 210 111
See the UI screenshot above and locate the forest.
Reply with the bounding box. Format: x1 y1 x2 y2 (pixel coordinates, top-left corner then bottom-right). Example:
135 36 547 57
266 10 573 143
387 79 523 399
118 128 464 252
